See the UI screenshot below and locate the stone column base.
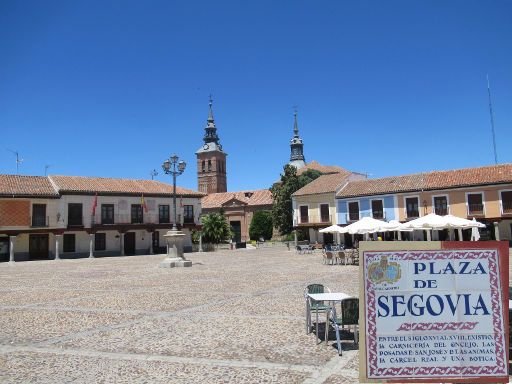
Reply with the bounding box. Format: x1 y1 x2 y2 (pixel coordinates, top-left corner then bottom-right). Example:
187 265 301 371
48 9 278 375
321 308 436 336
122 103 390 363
159 257 192 268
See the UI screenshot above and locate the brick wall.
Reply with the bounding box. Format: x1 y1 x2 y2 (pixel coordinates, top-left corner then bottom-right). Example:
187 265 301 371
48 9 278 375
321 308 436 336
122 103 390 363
0 200 30 226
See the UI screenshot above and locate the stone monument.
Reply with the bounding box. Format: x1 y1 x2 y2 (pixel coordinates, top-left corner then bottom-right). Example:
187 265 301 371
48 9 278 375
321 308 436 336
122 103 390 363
159 228 192 268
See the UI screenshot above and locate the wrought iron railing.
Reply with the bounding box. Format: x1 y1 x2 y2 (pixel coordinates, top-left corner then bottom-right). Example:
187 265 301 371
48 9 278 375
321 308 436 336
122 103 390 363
31 216 49 227
468 204 484 215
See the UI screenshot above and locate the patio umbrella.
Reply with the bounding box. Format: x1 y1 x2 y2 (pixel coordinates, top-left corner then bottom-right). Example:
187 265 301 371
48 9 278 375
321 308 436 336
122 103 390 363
442 215 486 229
319 225 347 234
319 225 347 245
401 213 447 230
379 220 413 232
379 220 413 241
401 213 448 241
344 216 395 235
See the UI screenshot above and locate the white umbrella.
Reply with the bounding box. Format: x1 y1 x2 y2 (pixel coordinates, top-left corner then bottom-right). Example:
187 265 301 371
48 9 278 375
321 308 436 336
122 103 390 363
401 213 447 230
319 224 347 234
380 220 413 232
401 213 448 242
443 215 486 229
344 216 395 235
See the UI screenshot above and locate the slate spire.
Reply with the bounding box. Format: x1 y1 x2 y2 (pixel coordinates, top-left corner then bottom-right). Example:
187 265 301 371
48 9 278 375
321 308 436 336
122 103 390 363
289 109 306 169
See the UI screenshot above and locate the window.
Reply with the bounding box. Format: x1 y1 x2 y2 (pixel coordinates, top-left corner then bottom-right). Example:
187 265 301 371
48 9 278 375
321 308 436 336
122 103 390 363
405 197 419 219
208 160 212 172
433 196 448 216
101 204 114 224
32 204 47 227
184 205 194 224
501 191 512 214
202 160 205 172
371 200 384 220
95 233 106 251
320 204 330 222
348 202 359 221
159 205 170 223
131 204 143 224
300 206 309 223
467 193 484 215
63 234 75 252
68 203 83 226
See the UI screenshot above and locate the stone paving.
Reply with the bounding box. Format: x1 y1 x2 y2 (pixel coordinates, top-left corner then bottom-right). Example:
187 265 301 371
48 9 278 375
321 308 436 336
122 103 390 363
0 246 360 383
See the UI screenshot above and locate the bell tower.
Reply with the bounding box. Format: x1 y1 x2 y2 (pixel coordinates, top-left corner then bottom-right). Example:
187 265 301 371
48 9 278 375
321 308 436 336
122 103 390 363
289 109 306 169
196 96 227 194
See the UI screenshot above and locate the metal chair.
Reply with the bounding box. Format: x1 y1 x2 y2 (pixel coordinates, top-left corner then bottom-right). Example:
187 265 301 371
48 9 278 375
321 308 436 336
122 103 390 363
336 251 346 265
323 250 335 265
328 297 359 355
304 284 331 340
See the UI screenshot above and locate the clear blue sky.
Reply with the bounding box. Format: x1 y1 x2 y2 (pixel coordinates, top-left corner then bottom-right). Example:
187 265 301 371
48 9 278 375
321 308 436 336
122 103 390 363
1 0 511 192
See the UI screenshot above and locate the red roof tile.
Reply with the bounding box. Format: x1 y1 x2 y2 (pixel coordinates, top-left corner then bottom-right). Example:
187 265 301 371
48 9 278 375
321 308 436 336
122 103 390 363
297 161 349 175
293 172 352 196
48 175 203 197
202 189 273 209
0 175 58 197
337 164 512 198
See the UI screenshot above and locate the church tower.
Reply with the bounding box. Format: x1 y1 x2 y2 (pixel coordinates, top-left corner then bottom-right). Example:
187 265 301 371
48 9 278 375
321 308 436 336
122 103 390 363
196 97 227 194
289 110 306 170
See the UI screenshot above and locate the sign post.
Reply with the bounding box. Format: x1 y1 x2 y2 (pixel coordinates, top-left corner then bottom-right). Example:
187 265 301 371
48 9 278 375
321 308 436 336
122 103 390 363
359 241 509 383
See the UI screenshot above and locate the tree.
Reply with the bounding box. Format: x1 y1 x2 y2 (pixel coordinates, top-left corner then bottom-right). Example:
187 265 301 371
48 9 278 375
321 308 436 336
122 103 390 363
200 212 232 244
249 210 273 240
270 165 322 235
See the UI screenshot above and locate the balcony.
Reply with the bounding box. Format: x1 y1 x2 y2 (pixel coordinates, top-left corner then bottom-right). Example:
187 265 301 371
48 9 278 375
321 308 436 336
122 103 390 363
468 204 484 216
67 217 83 228
297 214 333 226
345 213 360 223
502 201 512 215
91 213 160 226
434 208 448 216
91 214 197 227
31 216 49 227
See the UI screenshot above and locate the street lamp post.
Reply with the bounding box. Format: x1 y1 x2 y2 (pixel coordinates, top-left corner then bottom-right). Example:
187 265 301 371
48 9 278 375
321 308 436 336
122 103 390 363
162 154 186 230
159 154 191 268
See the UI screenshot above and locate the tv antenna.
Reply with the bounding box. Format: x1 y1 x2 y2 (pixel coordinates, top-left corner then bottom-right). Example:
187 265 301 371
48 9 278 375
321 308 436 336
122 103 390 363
486 74 498 164
150 169 158 180
6 149 23 174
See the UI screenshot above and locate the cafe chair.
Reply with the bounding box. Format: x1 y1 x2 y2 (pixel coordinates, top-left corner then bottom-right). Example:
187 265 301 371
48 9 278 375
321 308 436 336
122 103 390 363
328 297 359 356
351 249 359 265
323 250 335 265
336 251 347 265
304 284 331 338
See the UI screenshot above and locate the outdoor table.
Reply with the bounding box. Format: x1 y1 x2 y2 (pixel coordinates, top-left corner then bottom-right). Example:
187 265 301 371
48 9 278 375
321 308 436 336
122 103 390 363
306 292 352 343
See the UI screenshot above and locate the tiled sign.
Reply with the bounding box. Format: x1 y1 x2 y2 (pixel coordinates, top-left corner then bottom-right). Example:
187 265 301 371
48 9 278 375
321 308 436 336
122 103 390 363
360 242 509 383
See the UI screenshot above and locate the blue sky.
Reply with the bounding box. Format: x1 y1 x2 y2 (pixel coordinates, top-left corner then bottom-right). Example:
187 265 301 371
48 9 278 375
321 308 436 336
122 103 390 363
1 0 511 191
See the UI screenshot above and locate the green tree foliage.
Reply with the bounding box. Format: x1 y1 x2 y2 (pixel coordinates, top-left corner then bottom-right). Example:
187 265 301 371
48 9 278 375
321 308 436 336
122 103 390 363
270 165 322 235
249 210 273 240
200 212 232 244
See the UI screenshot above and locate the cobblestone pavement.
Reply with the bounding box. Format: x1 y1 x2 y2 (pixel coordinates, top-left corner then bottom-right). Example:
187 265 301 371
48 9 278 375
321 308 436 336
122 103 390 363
0 246 360 383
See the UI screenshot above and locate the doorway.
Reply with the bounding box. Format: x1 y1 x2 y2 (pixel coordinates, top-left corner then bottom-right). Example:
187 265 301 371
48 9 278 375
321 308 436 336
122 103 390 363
0 237 9 262
29 234 49 259
230 221 241 243
124 232 136 255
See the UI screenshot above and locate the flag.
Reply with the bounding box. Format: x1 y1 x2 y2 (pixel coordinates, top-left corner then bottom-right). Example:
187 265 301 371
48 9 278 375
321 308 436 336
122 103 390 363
91 193 98 216
141 194 148 213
